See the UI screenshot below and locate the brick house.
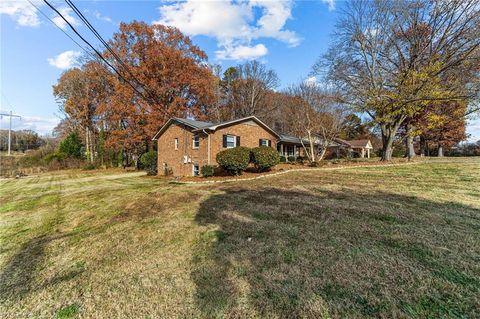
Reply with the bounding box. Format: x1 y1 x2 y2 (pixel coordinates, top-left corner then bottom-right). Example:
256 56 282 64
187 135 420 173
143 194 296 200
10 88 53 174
152 115 372 176
153 116 281 176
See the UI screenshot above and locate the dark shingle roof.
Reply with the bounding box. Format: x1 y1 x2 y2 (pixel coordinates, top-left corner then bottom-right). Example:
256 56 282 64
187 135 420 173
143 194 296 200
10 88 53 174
173 117 213 129
279 134 308 144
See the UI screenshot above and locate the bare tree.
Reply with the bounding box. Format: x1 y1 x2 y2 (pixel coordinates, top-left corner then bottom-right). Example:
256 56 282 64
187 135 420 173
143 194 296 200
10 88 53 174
216 60 280 122
314 0 480 160
285 82 346 162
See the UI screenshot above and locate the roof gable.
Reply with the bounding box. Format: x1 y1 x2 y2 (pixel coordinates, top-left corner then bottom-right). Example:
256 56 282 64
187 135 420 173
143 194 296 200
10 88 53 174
152 118 213 140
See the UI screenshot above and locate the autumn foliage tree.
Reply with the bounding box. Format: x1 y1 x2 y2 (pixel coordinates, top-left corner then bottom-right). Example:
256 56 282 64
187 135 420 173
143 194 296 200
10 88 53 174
53 22 215 166
416 101 467 156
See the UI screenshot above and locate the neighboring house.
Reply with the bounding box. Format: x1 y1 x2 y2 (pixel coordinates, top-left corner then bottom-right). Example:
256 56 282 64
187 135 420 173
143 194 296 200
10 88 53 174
335 138 373 158
153 116 372 176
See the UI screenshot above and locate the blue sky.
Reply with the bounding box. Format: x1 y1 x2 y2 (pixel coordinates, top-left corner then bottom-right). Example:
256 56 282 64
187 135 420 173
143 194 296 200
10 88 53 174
1 0 479 141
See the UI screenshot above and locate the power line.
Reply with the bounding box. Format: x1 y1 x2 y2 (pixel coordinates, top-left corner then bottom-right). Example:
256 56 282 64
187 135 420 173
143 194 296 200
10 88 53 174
65 0 133 77
26 0 96 61
42 0 153 106
64 0 164 114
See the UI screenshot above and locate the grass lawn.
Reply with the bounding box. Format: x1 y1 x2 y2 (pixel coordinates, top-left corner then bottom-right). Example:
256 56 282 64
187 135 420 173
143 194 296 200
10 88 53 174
0 158 479 318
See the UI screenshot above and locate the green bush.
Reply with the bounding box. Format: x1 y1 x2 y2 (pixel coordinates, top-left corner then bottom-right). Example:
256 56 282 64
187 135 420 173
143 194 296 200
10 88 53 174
287 156 296 162
140 151 157 175
216 146 251 175
201 165 214 177
59 133 83 158
83 163 97 170
279 155 286 163
296 156 305 164
250 146 280 172
43 151 66 164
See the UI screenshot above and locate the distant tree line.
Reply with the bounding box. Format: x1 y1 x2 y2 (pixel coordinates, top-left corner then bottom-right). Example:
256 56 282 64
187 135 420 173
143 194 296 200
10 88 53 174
0 129 46 152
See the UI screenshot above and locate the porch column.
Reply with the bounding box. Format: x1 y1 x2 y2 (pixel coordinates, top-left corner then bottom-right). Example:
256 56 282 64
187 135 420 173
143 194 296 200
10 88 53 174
361 148 365 158
280 144 284 156
367 148 370 158
294 145 297 159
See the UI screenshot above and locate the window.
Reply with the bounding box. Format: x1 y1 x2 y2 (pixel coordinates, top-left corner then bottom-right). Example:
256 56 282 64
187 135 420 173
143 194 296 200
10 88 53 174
259 139 271 147
286 145 295 156
192 164 200 176
223 134 239 148
226 135 236 148
174 138 179 150
192 134 199 149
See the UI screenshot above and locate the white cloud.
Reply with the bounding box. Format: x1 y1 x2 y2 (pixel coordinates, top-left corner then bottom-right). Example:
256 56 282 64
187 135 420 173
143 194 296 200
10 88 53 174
155 0 300 61
321 0 336 11
304 76 317 86
94 10 113 23
216 44 268 60
47 50 82 70
51 7 80 30
0 115 59 135
0 0 41 27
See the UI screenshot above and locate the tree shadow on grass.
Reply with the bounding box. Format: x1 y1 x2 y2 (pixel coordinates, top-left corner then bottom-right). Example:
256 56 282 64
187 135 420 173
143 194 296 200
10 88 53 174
0 233 70 302
192 186 480 318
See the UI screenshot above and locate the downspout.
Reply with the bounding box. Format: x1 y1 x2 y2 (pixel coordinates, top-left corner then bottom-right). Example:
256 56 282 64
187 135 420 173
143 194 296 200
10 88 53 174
203 129 211 165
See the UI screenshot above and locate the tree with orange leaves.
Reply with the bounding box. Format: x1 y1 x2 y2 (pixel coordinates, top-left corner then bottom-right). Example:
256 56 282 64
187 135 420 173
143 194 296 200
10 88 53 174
104 22 215 159
53 22 216 166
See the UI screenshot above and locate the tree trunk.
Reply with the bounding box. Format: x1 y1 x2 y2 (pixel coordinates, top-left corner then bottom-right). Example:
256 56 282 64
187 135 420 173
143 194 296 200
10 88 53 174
317 146 328 161
307 131 315 162
89 130 94 163
420 135 427 156
405 124 416 160
438 144 444 157
85 126 90 162
380 125 396 161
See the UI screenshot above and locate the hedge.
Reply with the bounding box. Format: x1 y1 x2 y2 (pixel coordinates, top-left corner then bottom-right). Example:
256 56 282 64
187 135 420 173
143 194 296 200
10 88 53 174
216 146 251 175
250 146 280 172
201 165 214 177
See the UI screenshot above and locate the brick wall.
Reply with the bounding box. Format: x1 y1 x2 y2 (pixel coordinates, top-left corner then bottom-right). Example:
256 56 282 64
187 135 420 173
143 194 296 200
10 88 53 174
157 123 209 176
157 119 278 176
210 120 278 163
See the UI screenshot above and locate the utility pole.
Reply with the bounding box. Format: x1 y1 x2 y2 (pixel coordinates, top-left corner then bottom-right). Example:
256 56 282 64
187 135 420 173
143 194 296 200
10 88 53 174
0 111 21 155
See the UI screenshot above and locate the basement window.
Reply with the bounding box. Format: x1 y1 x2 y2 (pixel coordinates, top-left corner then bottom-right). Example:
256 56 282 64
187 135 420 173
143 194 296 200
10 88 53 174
192 164 200 176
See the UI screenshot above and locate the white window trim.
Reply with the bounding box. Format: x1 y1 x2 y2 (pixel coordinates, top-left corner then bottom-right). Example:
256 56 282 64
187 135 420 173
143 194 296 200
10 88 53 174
260 139 269 146
192 134 200 149
226 135 236 148
174 138 179 150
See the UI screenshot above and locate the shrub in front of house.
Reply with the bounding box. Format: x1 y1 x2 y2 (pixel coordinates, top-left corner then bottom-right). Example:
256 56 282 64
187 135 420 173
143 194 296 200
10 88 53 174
140 151 157 175
201 165 214 177
287 156 296 163
296 156 305 164
216 146 251 175
250 146 280 172
279 155 286 163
